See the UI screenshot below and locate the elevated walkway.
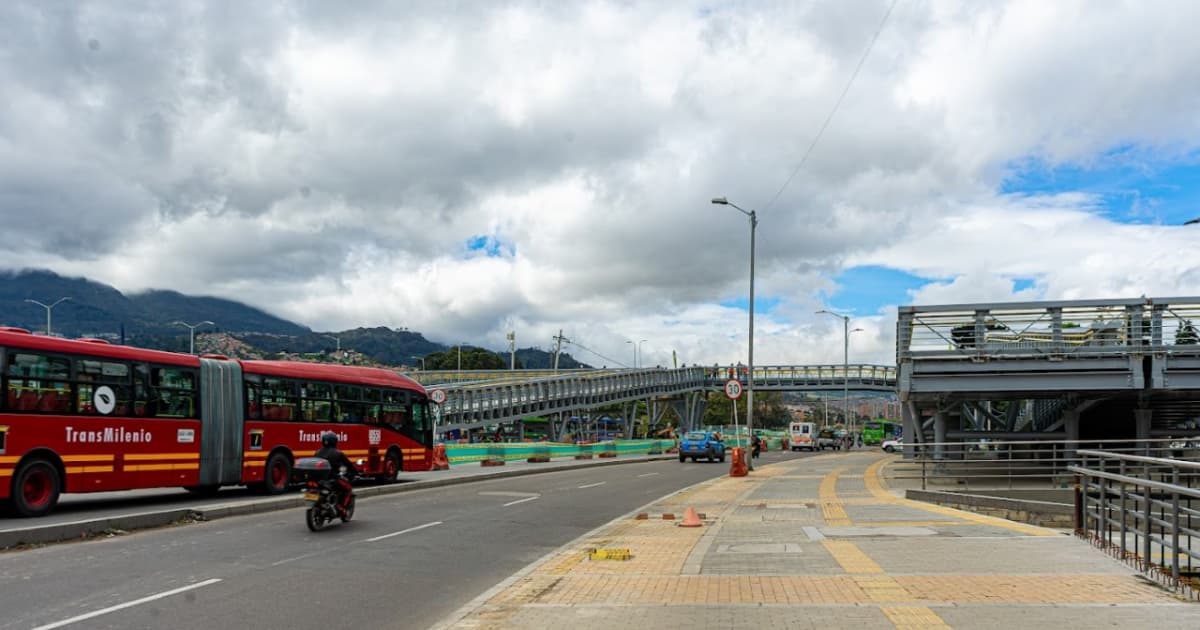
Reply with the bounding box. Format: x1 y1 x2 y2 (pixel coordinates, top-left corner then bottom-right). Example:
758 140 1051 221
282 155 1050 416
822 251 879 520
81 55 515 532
436 451 1195 629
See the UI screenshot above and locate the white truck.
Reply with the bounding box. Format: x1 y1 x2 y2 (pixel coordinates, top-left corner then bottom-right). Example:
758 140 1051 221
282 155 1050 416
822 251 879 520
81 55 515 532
789 421 818 451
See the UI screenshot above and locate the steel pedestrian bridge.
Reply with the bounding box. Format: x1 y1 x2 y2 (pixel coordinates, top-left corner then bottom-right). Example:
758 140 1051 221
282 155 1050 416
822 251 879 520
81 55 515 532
406 295 1200 442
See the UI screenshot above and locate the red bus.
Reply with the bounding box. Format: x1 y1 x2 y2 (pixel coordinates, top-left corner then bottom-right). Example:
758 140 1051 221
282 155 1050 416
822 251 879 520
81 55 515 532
0 327 433 517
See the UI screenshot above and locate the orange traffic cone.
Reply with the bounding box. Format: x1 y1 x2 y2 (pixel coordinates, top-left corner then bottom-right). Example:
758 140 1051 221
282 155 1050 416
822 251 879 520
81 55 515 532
728 447 748 477
678 506 703 527
431 444 450 470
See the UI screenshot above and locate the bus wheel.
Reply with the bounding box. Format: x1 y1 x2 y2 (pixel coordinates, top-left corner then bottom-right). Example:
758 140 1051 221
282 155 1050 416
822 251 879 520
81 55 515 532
262 453 292 495
382 451 401 482
12 459 60 518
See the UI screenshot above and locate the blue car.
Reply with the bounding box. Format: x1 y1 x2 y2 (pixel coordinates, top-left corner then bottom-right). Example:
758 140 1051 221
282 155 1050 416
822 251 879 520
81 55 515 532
679 431 726 463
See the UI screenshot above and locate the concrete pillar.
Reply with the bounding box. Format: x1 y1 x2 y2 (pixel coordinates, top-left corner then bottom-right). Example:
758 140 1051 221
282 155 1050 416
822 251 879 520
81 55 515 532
934 411 947 461
902 402 919 458
1135 408 1153 455
1063 410 1080 461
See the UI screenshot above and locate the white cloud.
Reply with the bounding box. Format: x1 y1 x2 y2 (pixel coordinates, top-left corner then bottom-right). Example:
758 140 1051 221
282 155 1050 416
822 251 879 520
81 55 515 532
1 1 1199 368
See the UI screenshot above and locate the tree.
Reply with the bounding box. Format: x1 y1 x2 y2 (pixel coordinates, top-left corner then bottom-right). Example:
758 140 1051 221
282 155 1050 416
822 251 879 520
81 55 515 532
424 347 507 370
1177 319 1198 345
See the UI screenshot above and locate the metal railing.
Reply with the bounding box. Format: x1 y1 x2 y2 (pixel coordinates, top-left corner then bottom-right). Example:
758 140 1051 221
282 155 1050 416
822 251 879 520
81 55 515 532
898 296 1200 361
888 438 1200 492
1070 449 1200 599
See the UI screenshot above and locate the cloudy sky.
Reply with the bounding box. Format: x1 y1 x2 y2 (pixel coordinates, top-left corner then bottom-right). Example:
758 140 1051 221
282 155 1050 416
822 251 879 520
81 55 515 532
3 0 1199 368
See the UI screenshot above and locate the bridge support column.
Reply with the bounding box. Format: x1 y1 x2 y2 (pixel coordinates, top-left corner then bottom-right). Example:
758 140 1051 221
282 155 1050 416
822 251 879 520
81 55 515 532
902 402 919 458
933 411 947 461
1063 409 1080 462
1135 408 1153 454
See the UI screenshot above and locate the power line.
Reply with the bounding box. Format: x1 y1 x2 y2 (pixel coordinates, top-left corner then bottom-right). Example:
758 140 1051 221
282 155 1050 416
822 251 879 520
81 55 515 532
565 339 631 368
762 0 900 213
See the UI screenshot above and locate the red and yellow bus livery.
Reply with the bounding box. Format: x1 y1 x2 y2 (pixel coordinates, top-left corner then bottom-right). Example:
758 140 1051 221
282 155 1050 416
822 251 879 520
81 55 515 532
0 327 433 517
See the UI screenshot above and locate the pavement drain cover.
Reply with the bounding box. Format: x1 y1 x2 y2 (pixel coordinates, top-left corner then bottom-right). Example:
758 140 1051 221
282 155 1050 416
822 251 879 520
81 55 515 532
822 526 938 537
715 543 804 554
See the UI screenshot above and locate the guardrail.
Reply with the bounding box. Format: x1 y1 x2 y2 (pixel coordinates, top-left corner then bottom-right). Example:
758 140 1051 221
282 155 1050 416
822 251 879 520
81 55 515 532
442 439 677 464
898 297 1200 361
1070 449 1200 599
887 438 1199 492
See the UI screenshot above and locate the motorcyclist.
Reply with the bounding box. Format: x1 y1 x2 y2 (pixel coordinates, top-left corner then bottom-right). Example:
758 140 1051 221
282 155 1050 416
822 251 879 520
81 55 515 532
313 431 357 515
751 433 762 459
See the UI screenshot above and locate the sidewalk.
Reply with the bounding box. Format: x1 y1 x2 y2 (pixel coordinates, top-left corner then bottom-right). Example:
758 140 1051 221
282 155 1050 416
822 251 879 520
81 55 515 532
433 451 1197 629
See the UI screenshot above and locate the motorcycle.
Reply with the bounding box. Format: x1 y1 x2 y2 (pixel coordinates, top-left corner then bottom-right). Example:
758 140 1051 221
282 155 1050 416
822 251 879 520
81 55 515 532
294 457 361 532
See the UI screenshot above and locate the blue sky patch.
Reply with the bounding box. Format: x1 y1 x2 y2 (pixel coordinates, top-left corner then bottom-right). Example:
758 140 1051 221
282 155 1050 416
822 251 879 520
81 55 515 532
1001 146 1200 225
825 265 934 315
721 296 781 313
464 234 510 258
1012 277 1037 292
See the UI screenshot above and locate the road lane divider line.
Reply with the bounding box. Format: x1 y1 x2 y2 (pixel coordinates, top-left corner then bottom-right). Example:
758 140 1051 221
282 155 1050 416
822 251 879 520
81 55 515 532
636 472 660 477
503 496 539 507
577 482 606 489
32 578 223 630
366 520 443 542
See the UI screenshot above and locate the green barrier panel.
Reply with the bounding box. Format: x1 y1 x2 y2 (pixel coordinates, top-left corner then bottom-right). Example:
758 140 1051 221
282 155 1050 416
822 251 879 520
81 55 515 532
441 439 676 465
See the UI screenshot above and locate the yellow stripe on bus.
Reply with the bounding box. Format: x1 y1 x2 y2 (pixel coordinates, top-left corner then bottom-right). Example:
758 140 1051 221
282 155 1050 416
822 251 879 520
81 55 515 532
65 466 115 474
123 453 199 461
123 464 198 472
0 456 22 464
61 454 115 463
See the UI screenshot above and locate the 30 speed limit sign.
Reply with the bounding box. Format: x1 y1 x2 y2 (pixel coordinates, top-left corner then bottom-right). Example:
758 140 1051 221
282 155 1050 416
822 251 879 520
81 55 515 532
723 379 743 400
429 388 447 405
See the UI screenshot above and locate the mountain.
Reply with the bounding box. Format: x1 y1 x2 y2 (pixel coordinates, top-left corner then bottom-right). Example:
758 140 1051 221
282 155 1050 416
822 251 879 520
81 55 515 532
0 269 592 369
0 269 308 338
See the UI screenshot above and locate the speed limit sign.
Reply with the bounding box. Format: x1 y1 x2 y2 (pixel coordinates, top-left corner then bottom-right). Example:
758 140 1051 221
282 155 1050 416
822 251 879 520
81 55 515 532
429 388 447 405
723 379 743 400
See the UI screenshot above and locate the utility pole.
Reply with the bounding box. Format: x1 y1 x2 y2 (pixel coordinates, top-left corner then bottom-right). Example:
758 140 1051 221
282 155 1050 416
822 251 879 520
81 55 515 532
552 329 568 373
507 330 516 370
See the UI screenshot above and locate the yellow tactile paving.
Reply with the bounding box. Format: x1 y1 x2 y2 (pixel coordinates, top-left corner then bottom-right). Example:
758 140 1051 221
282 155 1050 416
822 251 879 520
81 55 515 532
819 466 853 526
823 540 885 574
854 575 913 602
882 606 953 629
864 457 1060 536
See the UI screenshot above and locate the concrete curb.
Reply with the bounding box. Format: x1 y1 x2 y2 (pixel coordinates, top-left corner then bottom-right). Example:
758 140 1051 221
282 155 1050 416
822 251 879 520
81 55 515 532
0 455 675 550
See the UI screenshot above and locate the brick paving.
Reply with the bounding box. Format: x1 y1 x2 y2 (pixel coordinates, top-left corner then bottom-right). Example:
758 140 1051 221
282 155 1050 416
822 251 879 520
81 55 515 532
432 452 1197 629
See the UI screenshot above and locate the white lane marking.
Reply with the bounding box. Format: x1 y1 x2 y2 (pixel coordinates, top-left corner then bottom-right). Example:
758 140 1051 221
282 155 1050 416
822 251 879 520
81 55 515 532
803 526 826 541
32 578 223 630
271 551 323 567
365 520 443 542
577 482 606 489
478 491 538 498
503 496 540 507
636 472 660 478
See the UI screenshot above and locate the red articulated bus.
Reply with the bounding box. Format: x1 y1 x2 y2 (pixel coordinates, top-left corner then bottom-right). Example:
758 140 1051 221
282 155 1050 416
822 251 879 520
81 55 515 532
0 326 433 517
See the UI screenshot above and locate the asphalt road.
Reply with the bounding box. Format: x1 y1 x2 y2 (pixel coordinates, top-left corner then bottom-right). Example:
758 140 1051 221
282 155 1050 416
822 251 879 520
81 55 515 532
0 449 799 630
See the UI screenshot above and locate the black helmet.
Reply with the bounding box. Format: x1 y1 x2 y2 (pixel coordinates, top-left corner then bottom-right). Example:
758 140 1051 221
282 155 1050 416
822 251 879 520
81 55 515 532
320 431 338 448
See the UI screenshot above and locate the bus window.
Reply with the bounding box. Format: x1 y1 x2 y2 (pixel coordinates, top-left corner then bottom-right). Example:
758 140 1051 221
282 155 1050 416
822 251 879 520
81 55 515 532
300 382 332 422
244 377 262 419
334 384 365 423
154 366 198 418
261 378 296 420
10 353 72 413
75 358 131 415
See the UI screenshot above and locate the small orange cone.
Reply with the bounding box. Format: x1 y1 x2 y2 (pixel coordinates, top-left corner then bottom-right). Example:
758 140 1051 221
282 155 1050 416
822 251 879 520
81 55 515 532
678 506 703 527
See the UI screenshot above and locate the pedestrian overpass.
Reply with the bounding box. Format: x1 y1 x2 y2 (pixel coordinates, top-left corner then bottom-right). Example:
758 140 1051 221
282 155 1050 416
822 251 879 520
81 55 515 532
406 364 896 436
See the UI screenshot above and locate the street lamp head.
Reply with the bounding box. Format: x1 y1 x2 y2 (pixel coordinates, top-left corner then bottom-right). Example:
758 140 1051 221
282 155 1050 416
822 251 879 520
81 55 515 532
711 197 729 205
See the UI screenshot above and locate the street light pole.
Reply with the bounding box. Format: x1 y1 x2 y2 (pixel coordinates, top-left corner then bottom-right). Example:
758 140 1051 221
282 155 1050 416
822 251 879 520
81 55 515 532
817 310 862 433
324 334 340 354
174 320 215 355
638 339 648 368
713 196 757 471
25 297 71 336
625 340 636 368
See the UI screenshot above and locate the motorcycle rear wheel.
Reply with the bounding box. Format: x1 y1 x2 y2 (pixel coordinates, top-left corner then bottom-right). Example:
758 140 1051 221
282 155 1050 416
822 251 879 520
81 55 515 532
340 496 356 522
306 506 328 531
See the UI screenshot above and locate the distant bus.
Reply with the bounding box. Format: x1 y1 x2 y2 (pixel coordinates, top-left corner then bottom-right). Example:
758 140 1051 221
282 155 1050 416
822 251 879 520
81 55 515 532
862 420 900 446
0 327 432 517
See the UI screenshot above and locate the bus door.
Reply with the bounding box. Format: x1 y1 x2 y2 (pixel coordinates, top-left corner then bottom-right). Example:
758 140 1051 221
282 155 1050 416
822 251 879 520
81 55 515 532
199 358 245 485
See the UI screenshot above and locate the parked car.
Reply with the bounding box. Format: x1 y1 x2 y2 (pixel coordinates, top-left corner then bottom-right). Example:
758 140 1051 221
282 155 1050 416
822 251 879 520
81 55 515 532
881 437 903 453
680 431 726 463
817 428 839 450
